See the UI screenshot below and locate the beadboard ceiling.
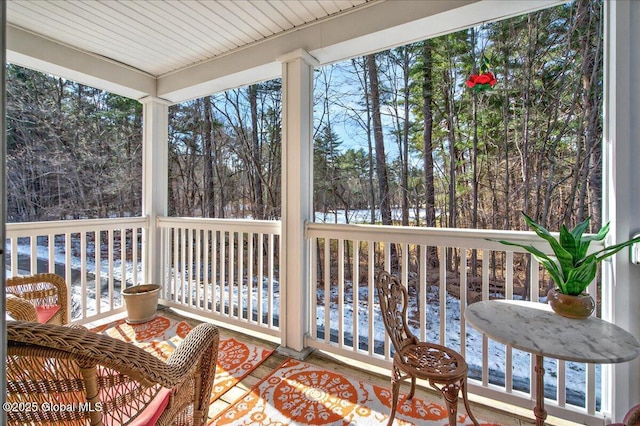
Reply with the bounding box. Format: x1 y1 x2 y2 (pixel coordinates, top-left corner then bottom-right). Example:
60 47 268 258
6 0 375 77
6 0 563 102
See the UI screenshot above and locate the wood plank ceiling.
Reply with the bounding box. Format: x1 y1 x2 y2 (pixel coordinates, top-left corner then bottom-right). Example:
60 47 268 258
6 0 375 77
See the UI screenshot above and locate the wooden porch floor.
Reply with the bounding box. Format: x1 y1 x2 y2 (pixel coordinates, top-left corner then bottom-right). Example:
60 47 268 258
157 306 578 426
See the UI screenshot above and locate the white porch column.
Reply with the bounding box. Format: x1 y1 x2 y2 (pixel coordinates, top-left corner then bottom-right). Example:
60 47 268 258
604 0 640 420
1 1 7 420
278 49 318 355
140 96 170 286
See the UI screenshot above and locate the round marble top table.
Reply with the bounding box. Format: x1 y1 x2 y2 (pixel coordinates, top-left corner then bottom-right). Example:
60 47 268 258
465 299 640 425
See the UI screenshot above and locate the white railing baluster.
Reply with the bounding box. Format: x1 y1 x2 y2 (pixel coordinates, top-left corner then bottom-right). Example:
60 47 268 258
202 230 213 312
310 236 317 337
587 363 596 414
460 248 467 358
257 233 263 324
439 246 446 346
338 238 344 348
482 252 489 300
213 230 219 314
384 243 391 361
94 231 100 315
220 231 226 316
531 257 540 303
65 233 72 314
132 228 138 287
248 232 253 321
238 232 244 319
324 238 330 344
506 251 513 300
81 232 88 319
367 241 374 357
352 240 359 352
401 243 408 287
172 228 179 302
108 229 114 311
419 244 427 342
30 236 37 273
558 359 566 406
267 233 274 328
181 227 187 305
48 234 55 274
196 228 202 309
228 231 234 317
119 228 125 296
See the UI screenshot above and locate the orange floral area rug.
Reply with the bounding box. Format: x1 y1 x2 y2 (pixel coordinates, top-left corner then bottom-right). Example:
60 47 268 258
210 358 495 426
91 315 274 402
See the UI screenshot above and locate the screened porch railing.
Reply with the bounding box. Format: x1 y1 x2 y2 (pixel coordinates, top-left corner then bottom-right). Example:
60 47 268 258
157 216 281 339
5 217 147 324
5 216 610 424
305 221 606 425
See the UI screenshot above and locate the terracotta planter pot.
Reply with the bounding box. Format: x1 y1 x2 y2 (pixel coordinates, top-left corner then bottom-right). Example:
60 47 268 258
122 284 161 324
547 288 595 319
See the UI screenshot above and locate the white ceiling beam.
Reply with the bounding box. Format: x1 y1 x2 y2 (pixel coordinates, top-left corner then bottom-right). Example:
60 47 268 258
158 0 563 103
310 0 565 64
6 25 156 100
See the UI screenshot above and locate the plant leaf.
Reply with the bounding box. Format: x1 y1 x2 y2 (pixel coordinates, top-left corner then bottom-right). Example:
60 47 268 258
571 217 595 259
581 222 609 243
521 213 574 279
579 222 609 258
559 224 579 261
571 216 592 240
494 239 566 293
593 234 640 262
565 260 598 295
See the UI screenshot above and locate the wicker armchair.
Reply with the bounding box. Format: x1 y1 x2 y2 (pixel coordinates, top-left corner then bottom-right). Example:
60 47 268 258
7 320 219 426
6 273 68 324
6 293 39 322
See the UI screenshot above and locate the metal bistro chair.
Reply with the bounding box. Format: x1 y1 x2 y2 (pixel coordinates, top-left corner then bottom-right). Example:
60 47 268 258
375 271 479 426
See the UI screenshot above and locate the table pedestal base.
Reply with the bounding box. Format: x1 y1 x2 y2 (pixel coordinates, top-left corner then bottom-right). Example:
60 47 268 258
534 354 547 426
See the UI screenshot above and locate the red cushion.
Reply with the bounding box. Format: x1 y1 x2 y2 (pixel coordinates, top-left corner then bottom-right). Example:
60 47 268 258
36 305 61 324
129 387 171 426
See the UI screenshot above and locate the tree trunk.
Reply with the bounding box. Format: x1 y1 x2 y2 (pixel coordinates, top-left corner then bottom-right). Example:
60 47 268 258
366 54 392 227
249 85 265 219
203 96 215 217
422 41 439 269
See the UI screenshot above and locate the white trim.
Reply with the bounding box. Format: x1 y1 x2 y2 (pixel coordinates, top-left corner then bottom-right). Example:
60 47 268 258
280 50 315 352
141 99 169 286
1 1 7 422
7 25 155 100
603 0 640 420
277 49 319 67
139 96 172 106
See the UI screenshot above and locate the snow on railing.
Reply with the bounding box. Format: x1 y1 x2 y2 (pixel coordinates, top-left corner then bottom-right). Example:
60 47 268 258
5 217 148 324
157 217 281 338
305 221 606 425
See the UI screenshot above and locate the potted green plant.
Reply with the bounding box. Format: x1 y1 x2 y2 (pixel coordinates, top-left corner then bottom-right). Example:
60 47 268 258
495 212 640 318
